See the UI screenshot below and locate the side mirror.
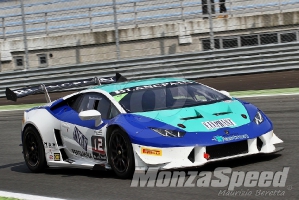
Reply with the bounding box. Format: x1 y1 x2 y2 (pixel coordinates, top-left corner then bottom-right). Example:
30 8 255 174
219 90 231 98
79 110 102 127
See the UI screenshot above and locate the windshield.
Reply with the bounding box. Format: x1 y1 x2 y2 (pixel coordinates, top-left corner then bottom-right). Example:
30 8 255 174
112 82 230 112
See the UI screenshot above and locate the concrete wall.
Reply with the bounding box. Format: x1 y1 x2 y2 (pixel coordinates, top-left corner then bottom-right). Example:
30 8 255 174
1 11 299 72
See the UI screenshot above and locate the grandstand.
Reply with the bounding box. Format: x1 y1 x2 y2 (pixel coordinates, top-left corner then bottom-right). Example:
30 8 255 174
1 0 299 38
1 0 299 72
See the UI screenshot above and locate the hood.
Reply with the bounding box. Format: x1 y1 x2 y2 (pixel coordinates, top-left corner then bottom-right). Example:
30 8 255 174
109 99 272 147
135 99 251 132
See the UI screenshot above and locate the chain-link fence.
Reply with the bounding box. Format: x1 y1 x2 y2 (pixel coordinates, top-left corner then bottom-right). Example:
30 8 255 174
1 0 299 72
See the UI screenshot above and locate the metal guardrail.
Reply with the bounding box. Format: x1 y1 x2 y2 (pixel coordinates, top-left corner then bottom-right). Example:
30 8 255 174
1 41 299 98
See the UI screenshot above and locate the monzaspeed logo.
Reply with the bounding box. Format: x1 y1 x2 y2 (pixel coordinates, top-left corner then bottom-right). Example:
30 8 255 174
131 167 290 191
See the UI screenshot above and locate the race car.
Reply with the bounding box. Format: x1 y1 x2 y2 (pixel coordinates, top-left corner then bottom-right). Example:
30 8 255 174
6 73 283 178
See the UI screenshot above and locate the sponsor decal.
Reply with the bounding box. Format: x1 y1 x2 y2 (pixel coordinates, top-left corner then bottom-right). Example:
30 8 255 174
94 129 103 135
49 155 54 160
202 118 236 130
130 167 290 193
54 153 60 161
110 81 193 95
46 148 53 154
44 142 56 149
73 126 88 151
212 134 249 142
141 147 162 156
14 87 40 96
72 149 93 159
91 136 107 161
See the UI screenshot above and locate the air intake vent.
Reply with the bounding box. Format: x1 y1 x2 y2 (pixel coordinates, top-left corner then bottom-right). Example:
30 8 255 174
188 148 195 163
181 110 203 120
181 116 203 120
59 149 68 161
213 112 232 116
257 137 263 151
206 140 248 159
54 129 64 146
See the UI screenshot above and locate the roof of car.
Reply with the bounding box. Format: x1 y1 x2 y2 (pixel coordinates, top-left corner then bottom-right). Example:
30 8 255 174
90 77 188 93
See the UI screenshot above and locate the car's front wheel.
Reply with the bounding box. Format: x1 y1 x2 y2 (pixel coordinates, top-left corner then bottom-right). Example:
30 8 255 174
108 128 135 179
22 126 47 172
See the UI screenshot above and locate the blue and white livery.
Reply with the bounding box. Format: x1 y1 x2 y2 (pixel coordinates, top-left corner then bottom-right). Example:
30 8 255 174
6 74 283 178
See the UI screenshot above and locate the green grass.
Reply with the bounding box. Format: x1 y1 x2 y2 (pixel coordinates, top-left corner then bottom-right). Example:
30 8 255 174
0 197 21 200
0 103 43 111
0 88 299 111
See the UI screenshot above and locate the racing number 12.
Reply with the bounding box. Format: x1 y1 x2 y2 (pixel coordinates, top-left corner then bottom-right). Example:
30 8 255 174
91 136 105 154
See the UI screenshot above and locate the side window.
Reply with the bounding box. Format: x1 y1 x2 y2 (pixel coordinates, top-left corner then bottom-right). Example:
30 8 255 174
78 93 105 113
75 92 119 120
95 96 111 119
77 94 94 112
68 93 84 112
110 104 120 119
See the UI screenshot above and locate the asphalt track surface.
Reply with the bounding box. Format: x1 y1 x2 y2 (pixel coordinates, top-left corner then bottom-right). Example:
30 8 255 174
0 95 298 200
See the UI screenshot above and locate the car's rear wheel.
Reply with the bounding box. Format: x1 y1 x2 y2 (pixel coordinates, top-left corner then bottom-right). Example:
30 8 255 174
108 128 135 179
23 126 47 172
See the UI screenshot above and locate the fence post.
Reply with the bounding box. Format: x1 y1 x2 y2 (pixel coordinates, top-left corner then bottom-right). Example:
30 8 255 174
228 0 233 17
89 7 92 31
45 12 48 35
180 0 185 22
278 0 282 13
180 0 188 36
0 44 1 72
207 0 215 50
0 18 3 71
1 18 5 39
113 0 120 60
134 2 137 27
20 0 30 70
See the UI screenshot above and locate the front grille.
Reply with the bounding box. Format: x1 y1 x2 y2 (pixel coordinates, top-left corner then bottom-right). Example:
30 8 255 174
257 137 263 151
206 140 248 159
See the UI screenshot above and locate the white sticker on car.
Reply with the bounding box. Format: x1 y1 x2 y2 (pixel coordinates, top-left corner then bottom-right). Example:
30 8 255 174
202 118 236 130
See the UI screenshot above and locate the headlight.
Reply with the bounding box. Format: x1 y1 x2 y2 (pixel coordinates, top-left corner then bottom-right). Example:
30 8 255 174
254 111 264 125
150 128 186 137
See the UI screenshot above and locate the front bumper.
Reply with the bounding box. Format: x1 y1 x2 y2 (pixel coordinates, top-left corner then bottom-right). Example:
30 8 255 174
133 130 283 170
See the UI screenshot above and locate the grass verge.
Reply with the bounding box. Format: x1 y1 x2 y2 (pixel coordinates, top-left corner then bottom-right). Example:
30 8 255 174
0 197 20 200
230 87 299 97
0 103 43 111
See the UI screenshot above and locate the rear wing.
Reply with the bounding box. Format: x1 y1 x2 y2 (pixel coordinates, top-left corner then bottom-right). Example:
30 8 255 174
6 73 127 103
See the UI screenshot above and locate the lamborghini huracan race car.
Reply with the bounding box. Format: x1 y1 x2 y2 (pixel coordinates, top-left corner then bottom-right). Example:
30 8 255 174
6 73 283 178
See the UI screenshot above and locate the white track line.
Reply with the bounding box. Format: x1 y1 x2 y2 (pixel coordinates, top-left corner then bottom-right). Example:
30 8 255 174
0 191 67 200
0 109 27 112
234 92 299 98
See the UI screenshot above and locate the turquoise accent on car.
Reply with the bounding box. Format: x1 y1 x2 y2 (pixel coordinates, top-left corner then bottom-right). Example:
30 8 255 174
90 77 191 93
134 99 250 132
213 136 225 142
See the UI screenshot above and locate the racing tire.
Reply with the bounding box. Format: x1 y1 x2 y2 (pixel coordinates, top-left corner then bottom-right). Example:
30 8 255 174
22 126 47 173
108 128 135 179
